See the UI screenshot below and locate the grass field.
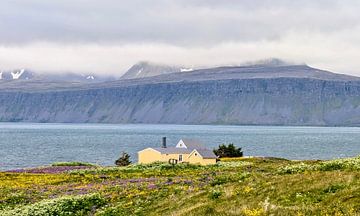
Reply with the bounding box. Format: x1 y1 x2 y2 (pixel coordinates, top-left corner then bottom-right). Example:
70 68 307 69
1 156 360 215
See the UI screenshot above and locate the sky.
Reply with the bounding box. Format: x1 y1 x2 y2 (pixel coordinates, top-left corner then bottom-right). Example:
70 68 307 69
1 0 360 76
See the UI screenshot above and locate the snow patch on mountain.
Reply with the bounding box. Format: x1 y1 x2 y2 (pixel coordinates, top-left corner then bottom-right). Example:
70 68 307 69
181 68 193 72
11 69 25 79
136 68 143 76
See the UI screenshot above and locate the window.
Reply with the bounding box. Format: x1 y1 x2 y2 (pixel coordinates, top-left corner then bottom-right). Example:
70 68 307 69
179 154 183 162
195 153 198 156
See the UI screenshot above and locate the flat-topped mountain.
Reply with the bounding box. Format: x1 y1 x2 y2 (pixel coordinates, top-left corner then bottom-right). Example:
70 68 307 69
0 64 357 92
0 62 359 126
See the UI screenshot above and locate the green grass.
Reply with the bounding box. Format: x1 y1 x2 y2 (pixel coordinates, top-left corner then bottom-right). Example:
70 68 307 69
51 161 97 167
1 156 360 215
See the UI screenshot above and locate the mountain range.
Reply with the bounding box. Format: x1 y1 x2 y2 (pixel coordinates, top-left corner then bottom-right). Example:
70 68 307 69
0 61 192 82
0 59 360 126
0 69 115 83
0 69 34 80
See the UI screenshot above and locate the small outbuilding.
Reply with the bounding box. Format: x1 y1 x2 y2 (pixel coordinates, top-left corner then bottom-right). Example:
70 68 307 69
138 138 217 165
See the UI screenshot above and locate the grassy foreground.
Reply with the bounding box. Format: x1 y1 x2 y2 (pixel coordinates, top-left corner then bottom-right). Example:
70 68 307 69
1 157 360 216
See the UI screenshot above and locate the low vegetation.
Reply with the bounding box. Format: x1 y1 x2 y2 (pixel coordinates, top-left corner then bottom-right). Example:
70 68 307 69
51 161 97 167
0 194 105 216
279 156 360 174
1 156 360 215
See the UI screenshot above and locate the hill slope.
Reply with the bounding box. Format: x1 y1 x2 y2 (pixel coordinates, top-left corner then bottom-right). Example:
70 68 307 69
1 157 360 215
0 64 360 125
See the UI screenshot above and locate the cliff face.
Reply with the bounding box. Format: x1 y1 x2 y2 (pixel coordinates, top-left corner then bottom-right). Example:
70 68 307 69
1 76 360 126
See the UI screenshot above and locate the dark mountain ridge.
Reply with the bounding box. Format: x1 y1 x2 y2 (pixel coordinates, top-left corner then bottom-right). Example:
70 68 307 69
0 63 359 126
0 64 357 92
120 61 188 79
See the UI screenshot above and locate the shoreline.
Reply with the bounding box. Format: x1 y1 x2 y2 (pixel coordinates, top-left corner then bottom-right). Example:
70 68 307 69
0 156 344 174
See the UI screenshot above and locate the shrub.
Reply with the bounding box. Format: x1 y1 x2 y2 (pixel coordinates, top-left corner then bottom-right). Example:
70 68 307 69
210 176 229 186
237 172 251 181
69 161 204 175
213 143 243 158
217 161 252 168
317 156 360 171
318 161 345 171
322 184 346 194
0 193 106 216
115 152 131 166
209 189 222 200
278 156 360 174
278 163 313 174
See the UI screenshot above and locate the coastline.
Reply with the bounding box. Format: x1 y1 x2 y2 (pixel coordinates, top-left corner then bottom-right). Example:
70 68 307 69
1 156 360 215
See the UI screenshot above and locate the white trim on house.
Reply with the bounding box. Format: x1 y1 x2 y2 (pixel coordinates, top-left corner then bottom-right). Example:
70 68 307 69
176 139 187 148
188 149 201 158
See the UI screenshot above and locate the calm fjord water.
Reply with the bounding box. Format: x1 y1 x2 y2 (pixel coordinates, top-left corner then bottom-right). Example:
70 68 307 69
0 123 360 171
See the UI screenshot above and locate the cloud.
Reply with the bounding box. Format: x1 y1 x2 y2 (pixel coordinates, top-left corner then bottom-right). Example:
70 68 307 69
0 0 360 75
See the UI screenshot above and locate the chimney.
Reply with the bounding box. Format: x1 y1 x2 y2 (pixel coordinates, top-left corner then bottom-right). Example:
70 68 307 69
162 137 167 148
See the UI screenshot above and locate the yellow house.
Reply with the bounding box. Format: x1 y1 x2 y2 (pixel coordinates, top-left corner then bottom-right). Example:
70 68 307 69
138 138 217 165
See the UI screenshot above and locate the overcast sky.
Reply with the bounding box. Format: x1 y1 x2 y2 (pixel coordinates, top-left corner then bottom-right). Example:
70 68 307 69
1 0 360 75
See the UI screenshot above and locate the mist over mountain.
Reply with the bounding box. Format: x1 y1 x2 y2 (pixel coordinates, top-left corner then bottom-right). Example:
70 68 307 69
0 60 359 126
240 58 293 67
0 69 115 83
0 69 34 80
120 61 193 79
36 73 116 83
0 61 191 82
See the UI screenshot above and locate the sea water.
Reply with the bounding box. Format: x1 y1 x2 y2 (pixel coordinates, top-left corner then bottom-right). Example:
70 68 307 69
1 123 360 170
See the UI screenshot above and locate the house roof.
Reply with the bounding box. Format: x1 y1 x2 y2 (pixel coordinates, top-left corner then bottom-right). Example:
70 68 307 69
194 149 217 159
179 139 206 150
152 147 192 154
139 139 216 159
